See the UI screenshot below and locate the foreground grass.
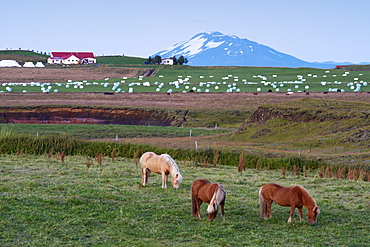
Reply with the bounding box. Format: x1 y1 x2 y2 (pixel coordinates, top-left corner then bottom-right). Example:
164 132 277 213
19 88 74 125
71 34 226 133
0 155 369 246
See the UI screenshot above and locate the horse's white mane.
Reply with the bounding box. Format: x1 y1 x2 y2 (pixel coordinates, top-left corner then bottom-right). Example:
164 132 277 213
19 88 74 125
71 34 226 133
161 154 180 175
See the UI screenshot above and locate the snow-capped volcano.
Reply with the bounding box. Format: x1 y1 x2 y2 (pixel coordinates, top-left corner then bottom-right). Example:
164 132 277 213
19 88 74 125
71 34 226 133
153 31 337 68
157 32 229 58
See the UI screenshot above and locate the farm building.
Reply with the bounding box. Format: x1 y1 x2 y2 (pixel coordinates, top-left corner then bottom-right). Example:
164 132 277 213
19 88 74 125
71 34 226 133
161 58 174 65
48 52 96 65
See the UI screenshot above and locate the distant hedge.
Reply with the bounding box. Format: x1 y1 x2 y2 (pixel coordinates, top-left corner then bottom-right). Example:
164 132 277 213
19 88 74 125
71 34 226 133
0 134 327 171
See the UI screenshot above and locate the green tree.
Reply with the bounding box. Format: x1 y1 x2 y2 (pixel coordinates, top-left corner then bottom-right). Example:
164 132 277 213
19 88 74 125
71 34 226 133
177 55 188 65
171 56 177 65
153 55 162 64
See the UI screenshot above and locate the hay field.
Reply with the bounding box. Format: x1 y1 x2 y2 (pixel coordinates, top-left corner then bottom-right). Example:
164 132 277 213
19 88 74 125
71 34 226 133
0 67 149 83
1 91 370 110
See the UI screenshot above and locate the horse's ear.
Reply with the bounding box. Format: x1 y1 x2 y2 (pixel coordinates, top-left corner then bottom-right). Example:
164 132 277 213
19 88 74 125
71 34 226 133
314 206 320 214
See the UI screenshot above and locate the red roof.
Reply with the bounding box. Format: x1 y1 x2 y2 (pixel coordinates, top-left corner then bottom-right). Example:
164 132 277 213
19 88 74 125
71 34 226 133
50 52 95 60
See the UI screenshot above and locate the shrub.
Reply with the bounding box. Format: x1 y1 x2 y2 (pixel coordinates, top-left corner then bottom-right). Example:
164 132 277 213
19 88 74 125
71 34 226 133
2 134 367 181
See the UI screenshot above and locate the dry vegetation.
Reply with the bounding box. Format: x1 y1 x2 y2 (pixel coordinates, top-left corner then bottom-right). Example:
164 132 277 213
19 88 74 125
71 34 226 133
0 54 48 63
0 67 150 83
1 91 370 110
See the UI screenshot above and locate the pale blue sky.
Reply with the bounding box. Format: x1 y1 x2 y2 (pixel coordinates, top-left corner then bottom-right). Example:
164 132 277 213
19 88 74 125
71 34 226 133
1 0 369 63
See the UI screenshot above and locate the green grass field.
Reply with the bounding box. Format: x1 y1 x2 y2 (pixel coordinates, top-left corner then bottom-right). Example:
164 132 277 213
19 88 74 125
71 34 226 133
96 56 147 65
2 66 370 93
0 154 368 246
0 123 232 140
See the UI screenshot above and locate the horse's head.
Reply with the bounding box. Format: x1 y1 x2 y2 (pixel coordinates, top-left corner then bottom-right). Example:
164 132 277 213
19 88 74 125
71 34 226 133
171 173 182 189
308 206 320 224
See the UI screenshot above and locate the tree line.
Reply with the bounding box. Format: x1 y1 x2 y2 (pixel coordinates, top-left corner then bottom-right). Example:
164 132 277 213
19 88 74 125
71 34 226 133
147 55 188 65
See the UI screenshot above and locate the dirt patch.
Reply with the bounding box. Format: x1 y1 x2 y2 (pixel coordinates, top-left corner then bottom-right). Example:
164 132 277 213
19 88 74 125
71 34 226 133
0 106 186 126
342 129 370 145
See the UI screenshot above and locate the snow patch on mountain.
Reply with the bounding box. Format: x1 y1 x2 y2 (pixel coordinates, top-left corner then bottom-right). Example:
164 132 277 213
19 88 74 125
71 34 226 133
205 40 225 50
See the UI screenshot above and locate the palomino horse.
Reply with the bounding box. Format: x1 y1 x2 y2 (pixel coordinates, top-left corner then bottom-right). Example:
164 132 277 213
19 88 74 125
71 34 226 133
140 152 182 189
191 179 226 221
259 183 320 224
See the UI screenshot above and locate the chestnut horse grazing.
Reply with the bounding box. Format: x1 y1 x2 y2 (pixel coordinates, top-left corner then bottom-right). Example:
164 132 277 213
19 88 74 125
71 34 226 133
140 152 182 189
191 179 226 221
259 183 320 224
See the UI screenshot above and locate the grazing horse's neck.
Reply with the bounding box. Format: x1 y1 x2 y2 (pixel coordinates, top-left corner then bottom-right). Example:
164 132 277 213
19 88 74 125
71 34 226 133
298 186 316 209
163 154 180 176
168 161 180 176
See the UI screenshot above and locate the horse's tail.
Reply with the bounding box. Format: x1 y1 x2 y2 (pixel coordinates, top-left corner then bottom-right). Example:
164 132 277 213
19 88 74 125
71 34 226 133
259 187 267 219
207 183 226 214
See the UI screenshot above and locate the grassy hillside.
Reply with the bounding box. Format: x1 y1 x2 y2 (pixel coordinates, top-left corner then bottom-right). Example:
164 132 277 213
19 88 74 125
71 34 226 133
212 99 370 167
96 55 147 65
338 64 370 71
0 50 49 57
0 50 48 63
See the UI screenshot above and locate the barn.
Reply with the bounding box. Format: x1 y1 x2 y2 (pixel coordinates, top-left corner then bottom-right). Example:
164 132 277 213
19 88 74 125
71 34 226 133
48 52 96 65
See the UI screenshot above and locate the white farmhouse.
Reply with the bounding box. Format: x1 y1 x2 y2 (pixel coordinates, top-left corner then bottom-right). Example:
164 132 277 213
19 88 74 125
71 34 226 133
48 52 96 65
161 58 174 65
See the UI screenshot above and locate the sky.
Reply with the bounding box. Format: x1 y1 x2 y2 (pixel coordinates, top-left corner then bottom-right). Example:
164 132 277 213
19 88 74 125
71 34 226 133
1 0 370 63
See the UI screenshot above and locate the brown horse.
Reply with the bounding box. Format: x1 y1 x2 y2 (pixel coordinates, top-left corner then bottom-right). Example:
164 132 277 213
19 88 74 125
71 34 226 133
140 152 182 189
191 179 226 221
259 183 320 224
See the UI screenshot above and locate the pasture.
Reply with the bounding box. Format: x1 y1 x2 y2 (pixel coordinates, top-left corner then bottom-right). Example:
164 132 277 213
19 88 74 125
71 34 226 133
96 55 147 65
0 154 369 246
1 66 370 93
0 124 232 140
1 92 369 168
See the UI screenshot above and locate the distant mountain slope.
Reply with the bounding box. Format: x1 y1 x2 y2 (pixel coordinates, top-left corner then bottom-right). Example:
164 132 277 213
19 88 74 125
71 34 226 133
153 31 351 68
